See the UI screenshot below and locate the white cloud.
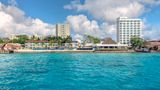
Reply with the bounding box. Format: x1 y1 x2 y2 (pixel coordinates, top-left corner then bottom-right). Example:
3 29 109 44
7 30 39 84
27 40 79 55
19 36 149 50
0 0 159 41
65 0 160 22
67 14 117 40
67 15 103 38
100 23 117 40
0 2 55 37
143 24 160 40
65 0 160 40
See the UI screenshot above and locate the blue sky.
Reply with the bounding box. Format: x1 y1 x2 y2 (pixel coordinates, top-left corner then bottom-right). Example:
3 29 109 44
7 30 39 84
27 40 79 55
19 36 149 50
0 0 160 40
142 6 160 26
0 0 75 24
0 0 159 25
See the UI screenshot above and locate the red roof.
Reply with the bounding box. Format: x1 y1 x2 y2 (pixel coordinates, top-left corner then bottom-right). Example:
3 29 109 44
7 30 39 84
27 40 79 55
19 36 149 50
26 40 49 43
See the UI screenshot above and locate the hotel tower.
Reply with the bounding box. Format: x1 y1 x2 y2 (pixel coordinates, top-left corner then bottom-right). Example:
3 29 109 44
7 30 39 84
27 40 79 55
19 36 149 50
56 23 70 38
117 17 142 45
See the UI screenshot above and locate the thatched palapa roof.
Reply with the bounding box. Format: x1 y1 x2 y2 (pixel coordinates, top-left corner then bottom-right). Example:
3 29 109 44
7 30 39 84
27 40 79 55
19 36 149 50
102 38 117 44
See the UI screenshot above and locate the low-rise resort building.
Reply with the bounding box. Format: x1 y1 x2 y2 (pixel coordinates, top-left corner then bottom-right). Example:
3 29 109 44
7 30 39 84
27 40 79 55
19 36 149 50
25 40 51 50
25 40 79 50
96 38 128 50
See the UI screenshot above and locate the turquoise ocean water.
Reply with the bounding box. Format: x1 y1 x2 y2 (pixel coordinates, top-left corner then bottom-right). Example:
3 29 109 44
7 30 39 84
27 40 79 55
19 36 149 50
0 53 160 90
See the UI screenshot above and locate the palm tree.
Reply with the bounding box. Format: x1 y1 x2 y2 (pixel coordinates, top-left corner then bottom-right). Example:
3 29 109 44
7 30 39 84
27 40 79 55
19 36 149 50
49 40 55 47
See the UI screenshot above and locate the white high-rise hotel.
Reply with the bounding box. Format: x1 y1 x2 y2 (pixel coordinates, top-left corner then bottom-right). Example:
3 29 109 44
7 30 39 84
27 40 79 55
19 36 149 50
117 17 142 45
56 23 70 38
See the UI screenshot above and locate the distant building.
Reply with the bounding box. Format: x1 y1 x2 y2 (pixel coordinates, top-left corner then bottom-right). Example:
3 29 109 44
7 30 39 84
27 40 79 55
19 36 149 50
64 41 79 49
117 17 142 45
25 40 50 49
56 23 70 38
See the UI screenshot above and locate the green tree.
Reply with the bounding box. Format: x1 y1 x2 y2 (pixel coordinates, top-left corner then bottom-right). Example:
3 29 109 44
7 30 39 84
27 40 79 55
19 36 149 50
11 35 29 44
44 36 72 46
0 39 4 44
64 36 72 43
57 37 63 46
30 35 39 40
130 36 144 49
49 40 55 46
85 35 100 44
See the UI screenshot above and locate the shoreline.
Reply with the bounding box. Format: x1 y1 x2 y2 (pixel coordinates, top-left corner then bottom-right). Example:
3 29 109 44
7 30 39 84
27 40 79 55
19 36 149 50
14 49 94 53
0 49 159 54
13 49 149 53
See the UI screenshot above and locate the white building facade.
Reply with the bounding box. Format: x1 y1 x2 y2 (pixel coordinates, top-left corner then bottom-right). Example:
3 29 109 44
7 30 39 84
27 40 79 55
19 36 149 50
25 40 50 49
117 17 142 45
56 23 70 38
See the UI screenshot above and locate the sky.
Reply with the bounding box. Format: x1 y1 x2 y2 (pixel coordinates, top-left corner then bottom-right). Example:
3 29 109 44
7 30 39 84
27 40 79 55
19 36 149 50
0 0 160 41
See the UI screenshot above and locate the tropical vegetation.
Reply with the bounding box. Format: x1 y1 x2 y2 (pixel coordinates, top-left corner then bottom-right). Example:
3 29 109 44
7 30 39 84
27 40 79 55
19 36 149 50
0 39 4 44
84 35 100 44
130 36 144 49
44 36 72 46
10 35 29 44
